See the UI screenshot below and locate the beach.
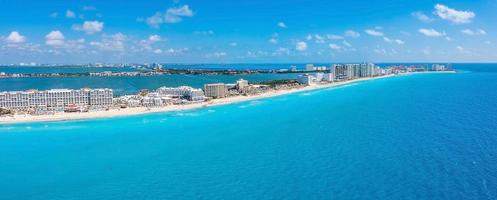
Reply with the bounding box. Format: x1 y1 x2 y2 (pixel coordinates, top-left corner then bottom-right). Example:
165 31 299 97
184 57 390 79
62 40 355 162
0 72 452 124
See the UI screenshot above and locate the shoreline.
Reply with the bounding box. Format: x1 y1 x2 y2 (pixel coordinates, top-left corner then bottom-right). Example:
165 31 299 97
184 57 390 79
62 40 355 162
0 71 453 124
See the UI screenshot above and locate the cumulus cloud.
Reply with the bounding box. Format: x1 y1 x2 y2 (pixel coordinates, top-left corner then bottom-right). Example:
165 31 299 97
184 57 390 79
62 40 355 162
45 30 65 46
5 31 26 43
148 35 162 42
365 29 384 37
72 21 104 34
66 10 76 18
411 11 432 22
344 30 360 38
418 28 446 37
145 5 194 28
90 33 126 51
461 29 486 36
229 42 238 46
434 4 475 24
296 41 307 51
277 22 287 28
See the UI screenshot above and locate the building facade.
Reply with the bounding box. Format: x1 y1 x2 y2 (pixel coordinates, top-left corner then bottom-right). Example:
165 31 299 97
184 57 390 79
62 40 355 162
0 88 113 113
204 83 228 99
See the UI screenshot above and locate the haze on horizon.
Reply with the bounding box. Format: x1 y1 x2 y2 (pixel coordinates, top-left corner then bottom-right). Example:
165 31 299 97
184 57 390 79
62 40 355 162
0 0 496 64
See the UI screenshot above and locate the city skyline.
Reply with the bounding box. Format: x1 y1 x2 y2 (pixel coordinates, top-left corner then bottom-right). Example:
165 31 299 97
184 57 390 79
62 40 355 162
1 0 496 64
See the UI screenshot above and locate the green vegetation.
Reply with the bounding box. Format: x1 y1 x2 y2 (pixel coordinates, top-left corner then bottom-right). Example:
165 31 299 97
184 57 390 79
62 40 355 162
0 108 12 116
257 79 299 87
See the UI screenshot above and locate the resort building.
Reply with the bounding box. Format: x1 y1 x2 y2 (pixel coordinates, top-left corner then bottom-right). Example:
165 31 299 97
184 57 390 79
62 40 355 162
236 79 249 93
204 83 228 99
297 74 314 86
156 86 205 101
432 64 447 71
332 63 378 80
0 88 113 113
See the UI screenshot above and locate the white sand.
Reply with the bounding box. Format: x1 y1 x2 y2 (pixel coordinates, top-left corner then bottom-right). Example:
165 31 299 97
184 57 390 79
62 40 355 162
0 72 452 124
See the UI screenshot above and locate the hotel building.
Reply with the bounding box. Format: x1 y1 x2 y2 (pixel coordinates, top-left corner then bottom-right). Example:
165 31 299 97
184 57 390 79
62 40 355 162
0 88 113 113
204 83 228 99
156 86 205 101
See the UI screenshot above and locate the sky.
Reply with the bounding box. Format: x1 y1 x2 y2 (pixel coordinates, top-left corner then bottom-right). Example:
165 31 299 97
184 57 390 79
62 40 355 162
0 0 496 64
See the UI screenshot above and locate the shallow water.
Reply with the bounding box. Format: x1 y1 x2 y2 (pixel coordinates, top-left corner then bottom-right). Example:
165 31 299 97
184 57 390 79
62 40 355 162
1 64 497 199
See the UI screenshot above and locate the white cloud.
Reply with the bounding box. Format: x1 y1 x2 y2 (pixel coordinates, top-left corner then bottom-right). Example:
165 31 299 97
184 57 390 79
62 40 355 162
269 33 278 44
90 33 126 51
395 39 405 45
153 49 163 54
411 11 432 22
461 29 486 36
418 28 446 37
272 47 290 56
344 30 360 38
165 5 194 23
194 30 214 35
434 4 475 24
342 40 352 47
456 45 464 51
145 5 193 28
382 37 405 45
277 22 287 28
45 30 65 46
146 12 164 28
329 43 341 50
5 31 26 43
148 35 162 42
66 10 76 18
50 12 58 18
365 29 384 37
72 21 104 34
230 42 238 46
306 34 313 41
326 34 343 40
314 34 326 43
205 52 227 58
296 41 307 51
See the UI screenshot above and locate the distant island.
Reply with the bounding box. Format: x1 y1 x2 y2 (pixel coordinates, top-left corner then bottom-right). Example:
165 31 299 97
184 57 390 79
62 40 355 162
0 63 453 124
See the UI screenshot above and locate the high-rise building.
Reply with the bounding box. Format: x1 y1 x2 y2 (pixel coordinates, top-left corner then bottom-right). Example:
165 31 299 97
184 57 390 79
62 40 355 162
204 83 228 99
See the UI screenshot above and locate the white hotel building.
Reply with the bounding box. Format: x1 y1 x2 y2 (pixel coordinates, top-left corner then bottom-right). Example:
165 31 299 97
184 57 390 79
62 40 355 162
0 88 113 113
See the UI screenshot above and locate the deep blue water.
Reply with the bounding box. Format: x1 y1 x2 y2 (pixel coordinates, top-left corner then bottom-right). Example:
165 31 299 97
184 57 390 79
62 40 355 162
0 64 497 199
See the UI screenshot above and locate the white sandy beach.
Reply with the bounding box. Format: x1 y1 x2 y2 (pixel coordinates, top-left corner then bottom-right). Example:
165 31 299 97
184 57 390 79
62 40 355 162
0 72 453 124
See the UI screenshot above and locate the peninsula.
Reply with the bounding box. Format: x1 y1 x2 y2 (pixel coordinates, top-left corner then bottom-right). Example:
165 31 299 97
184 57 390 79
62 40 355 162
0 63 454 124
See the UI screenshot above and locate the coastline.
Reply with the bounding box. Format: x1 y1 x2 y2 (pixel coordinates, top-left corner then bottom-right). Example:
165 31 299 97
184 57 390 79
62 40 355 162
0 71 453 124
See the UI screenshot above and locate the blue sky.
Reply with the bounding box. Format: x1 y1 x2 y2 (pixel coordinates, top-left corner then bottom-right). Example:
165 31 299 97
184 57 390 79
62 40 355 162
0 0 496 64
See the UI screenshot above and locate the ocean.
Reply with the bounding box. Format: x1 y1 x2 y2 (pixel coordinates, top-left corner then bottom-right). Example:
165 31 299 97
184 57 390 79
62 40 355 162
0 64 497 199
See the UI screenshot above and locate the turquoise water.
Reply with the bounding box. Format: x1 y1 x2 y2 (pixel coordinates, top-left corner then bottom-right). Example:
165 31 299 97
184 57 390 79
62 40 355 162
1 65 497 199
